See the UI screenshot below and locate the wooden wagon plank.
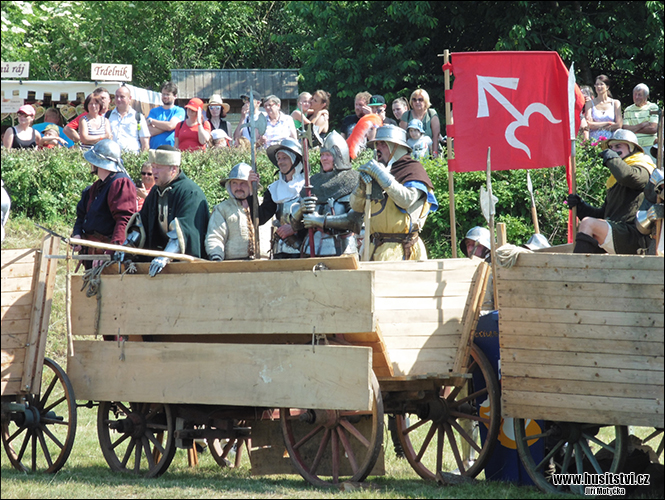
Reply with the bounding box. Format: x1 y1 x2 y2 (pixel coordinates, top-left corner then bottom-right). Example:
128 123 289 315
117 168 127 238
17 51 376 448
498 292 663 314
499 308 663 328
378 333 461 350
501 404 664 428
0 276 36 293
375 296 468 311
68 341 373 411
372 309 465 325
1 350 25 380
501 337 664 358
499 252 664 271
372 270 475 297
71 270 375 337
388 348 458 377
0 248 38 268
500 347 663 370
498 322 662 342
1 332 29 349
109 254 359 275
1 291 34 308
498 280 663 301
502 362 663 385
0 319 30 336
501 376 664 400
496 266 662 285
1 262 39 279
359 258 480 272
502 390 663 416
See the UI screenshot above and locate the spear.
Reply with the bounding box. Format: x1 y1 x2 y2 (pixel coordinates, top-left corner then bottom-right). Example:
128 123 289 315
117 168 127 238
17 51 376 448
248 88 260 258
300 126 316 257
526 170 540 234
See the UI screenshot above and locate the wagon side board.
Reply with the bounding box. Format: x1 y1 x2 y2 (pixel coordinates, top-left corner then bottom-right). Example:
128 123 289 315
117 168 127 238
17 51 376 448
70 269 375 337
359 259 484 377
68 341 373 411
1 235 59 396
496 253 664 428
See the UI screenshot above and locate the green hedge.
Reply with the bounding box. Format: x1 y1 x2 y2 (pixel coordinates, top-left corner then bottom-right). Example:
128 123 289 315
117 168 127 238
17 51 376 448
1 140 608 258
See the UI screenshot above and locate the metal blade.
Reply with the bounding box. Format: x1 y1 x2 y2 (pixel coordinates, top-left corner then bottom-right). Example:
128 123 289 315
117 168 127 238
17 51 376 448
526 171 536 206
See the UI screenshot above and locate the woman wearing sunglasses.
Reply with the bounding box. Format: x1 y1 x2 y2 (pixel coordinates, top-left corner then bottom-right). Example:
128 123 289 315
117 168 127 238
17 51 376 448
399 89 441 158
136 162 155 210
3 105 42 150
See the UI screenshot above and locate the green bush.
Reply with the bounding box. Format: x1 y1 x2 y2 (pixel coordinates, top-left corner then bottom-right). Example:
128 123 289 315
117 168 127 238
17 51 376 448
1 140 608 258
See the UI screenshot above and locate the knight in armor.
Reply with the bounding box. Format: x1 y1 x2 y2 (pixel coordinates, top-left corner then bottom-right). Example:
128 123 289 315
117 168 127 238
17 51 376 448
635 167 664 255
566 129 656 254
460 226 491 259
119 145 209 276
258 138 307 259
206 162 260 261
71 139 137 268
350 125 438 261
289 131 363 256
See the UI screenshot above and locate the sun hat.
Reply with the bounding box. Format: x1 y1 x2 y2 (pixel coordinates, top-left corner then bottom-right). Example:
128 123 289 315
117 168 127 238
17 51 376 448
208 94 230 113
18 104 36 116
184 98 205 112
211 129 231 141
407 118 425 134
43 124 60 133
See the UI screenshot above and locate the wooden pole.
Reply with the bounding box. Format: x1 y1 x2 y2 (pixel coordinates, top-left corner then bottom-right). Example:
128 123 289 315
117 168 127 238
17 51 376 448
249 89 261 258
68 237 205 262
66 244 74 358
571 144 578 241
444 49 457 258
496 222 507 247
486 148 499 310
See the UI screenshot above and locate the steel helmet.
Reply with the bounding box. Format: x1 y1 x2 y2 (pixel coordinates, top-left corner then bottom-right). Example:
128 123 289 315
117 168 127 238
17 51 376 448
321 131 351 171
84 139 123 172
523 233 551 251
601 129 643 154
367 125 412 151
267 138 303 169
221 162 253 197
461 226 491 258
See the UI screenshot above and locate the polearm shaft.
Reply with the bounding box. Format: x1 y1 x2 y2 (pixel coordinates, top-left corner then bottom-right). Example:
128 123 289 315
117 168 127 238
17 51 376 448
301 130 316 258
249 88 260 258
68 237 205 262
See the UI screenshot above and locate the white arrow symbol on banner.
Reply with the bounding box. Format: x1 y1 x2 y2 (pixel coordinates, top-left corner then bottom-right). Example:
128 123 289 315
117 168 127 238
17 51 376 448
477 75 562 159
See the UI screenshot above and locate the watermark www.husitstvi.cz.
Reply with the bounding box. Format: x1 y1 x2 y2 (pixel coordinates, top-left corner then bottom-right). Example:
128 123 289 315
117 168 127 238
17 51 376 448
551 472 650 496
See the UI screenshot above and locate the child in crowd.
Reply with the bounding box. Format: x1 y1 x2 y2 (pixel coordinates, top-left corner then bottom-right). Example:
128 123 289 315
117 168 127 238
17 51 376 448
40 124 68 149
211 128 231 149
406 119 432 159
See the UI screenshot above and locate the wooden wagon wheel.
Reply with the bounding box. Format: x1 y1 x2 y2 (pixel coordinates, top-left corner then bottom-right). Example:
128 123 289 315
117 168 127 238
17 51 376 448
97 401 176 477
514 419 628 494
280 371 384 488
209 423 251 469
641 427 663 463
2 358 77 473
394 343 501 480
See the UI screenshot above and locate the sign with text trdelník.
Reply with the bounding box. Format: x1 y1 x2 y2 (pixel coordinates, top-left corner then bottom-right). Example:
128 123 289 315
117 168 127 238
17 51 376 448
445 51 584 172
91 63 132 82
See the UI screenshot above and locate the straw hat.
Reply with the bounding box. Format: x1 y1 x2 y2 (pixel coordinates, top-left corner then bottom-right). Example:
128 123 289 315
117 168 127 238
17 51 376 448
208 94 230 113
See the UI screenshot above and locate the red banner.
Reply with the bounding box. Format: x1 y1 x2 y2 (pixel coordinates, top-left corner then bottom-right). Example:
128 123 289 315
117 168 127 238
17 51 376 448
446 51 585 172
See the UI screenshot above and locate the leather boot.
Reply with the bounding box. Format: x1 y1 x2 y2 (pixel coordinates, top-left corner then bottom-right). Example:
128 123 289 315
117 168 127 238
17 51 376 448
573 232 602 253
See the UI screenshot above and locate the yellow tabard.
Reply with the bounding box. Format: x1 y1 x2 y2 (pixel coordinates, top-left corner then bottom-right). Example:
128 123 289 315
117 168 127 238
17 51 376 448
367 195 430 261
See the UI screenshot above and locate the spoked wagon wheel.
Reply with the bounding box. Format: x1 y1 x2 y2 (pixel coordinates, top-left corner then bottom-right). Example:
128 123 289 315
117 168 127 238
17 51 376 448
395 343 500 479
2 357 77 473
280 372 384 488
97 401 176 477
514 419 628 494
210 428 250 469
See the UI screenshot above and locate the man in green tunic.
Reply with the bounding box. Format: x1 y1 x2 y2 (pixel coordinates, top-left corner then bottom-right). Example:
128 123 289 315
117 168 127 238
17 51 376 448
120 145 209 276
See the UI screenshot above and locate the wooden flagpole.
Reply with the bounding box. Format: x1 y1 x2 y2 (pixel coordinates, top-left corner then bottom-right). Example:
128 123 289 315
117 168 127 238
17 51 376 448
444 49 457 258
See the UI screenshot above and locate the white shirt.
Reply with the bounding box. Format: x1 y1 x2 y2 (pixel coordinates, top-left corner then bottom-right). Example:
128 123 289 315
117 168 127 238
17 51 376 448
108 107 150 153
262 112 297 147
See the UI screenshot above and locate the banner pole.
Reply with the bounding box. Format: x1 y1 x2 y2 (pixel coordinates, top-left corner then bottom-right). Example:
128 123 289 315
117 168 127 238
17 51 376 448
444 49 457 258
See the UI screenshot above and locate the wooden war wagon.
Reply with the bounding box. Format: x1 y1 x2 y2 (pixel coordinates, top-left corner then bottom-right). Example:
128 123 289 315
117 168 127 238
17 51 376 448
66 254 502 486
495 251 664 494
1 235 78 473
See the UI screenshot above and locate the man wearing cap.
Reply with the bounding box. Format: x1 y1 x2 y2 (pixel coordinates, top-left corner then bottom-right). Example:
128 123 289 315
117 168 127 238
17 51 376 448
108 85 150 153
72 139 137 268
147 82 186 148
121 145 209 276
233 92 266 144
350 125 438 261
567 129 656 254
206 163 261 261
368 94 397 127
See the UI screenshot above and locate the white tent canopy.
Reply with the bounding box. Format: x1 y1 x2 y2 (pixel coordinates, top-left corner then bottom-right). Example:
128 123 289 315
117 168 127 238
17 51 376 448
1 80 161 105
